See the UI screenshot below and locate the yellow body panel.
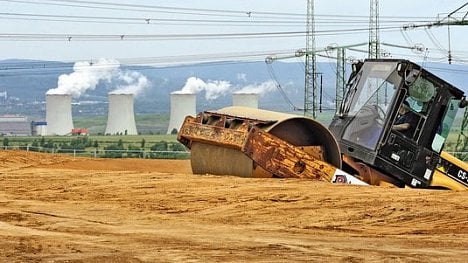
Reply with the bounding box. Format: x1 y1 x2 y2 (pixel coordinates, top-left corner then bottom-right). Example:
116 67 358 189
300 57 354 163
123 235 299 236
431 170 467 190
430 151 468 190
440 151 468 171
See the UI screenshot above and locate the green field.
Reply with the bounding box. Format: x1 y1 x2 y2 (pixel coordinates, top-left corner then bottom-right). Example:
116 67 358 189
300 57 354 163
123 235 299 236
0 113 185 158
4 134 179 147
1 133 188 159
73 113 171 135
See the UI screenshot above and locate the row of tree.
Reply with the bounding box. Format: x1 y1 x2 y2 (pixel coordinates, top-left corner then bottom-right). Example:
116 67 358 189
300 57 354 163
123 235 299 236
3 137 189 159
102 139 187 159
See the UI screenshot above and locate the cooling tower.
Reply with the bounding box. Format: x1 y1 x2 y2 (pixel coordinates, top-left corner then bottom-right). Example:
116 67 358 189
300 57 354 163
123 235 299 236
46 94 74 135
105 93 138 135
167 93 196 134
232 92 259 108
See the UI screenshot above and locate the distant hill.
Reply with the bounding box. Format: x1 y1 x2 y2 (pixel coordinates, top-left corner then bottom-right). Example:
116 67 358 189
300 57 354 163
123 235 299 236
0 59 466 119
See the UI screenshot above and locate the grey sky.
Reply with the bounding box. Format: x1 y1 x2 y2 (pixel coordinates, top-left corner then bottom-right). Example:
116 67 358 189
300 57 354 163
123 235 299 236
1 0 467 65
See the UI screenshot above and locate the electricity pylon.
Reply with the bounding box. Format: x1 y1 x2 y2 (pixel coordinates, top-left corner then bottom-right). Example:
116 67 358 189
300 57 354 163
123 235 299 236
304 0 317 118
368 0 380 58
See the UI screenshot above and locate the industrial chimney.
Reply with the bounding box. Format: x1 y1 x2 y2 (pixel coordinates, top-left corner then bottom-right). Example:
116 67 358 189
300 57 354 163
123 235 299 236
232 92 259 109
105 93 138 135
167 92 196 134
46 94 74 135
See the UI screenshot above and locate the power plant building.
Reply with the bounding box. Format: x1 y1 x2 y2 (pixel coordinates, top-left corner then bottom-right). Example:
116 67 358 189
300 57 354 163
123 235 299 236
46 94 74 135
167 92 196 134
232 92 259 109
31 121 47 136
0 115 31 136
105 93 138 135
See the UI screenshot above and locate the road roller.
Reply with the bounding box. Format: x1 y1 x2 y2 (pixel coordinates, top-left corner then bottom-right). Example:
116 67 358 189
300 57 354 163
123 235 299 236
178 59 468 190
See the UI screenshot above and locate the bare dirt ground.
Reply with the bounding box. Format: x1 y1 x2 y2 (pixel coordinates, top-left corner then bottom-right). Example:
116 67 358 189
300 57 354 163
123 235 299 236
0 150 466 262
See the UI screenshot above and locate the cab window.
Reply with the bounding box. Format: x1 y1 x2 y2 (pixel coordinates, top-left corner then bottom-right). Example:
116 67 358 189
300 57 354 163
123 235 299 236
431 99 459 152
401 76 438 142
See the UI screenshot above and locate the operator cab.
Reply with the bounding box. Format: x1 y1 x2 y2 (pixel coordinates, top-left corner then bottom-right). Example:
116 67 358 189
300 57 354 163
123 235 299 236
329 59 467 188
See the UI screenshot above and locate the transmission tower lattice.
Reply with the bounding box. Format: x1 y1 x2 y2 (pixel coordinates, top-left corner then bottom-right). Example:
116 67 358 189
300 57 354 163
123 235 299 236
335 48 346 113
368 0 380 58
304 0 317 118
455 107 468 160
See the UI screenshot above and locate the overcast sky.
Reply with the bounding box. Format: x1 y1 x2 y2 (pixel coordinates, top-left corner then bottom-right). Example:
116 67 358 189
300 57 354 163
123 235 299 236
1 0 468 65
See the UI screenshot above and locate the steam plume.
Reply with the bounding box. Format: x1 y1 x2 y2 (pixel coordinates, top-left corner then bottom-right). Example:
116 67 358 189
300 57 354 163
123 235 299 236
235 80 277 95
47 58 150 97
173 77 231 100
109 71 149 96
47 58 119 97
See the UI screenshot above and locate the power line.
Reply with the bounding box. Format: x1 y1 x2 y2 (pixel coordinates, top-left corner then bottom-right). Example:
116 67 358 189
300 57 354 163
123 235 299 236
0 49 300 73
2 1 468 65
1 0 304 18
0 12 306 25
0 60 267 77
266 63 301 111
44 0 301 17
0 24 422 42
2 45 462 74
0 0 443 21
2 0 445 19
0 11 436 28
0 31 307 41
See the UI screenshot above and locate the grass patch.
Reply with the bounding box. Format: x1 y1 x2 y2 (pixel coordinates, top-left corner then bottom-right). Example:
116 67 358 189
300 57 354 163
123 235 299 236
73 113 170 135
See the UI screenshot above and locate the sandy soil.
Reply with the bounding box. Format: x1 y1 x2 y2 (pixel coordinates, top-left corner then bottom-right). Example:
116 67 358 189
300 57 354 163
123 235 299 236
0 150 466 262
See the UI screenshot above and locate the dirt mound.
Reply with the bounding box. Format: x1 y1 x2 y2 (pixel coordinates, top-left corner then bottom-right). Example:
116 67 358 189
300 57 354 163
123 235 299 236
0 150 71 169
0 150 192 174
0 150 466 262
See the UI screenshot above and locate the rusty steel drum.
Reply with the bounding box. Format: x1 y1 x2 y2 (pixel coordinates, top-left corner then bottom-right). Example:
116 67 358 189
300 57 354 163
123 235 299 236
189 106 342 178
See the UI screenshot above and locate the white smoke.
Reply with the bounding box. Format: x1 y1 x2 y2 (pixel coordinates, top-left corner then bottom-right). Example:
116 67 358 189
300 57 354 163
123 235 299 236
47 58 119 97
109 71 150 96
235 80 277 96
173 77 231 100
47 58 150 97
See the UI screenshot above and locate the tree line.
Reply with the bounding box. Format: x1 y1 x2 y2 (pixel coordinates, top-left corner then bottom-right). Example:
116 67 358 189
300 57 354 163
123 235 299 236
2 136 189 159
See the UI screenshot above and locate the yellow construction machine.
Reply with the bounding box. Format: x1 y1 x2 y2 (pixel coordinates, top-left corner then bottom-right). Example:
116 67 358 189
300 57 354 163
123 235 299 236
177 59 468 190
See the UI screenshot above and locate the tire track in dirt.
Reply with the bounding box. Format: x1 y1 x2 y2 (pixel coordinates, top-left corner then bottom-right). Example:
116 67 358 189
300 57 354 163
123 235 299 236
0 150 466 262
